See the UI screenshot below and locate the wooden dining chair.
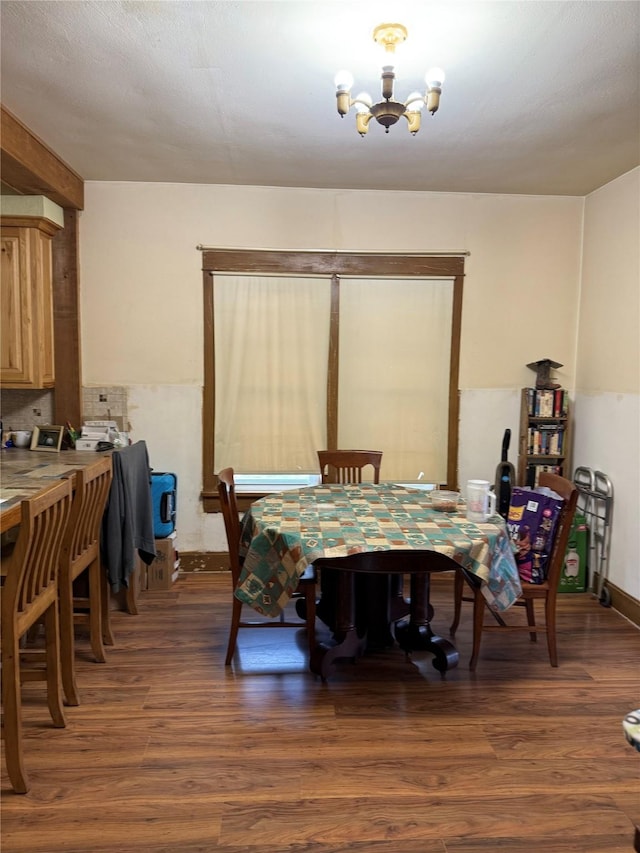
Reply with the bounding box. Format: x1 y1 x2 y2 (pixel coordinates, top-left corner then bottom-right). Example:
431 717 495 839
218 467 317 665
315 450 384 630
317 450 382 484
58 456 113 706
1 479 73 793
450 472 578 669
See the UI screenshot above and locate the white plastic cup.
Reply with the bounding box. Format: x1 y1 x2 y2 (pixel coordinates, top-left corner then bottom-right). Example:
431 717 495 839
466 479 496 522
12 430 32 448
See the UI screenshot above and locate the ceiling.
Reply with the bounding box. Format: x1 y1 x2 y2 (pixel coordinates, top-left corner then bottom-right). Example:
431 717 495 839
1 0 639 196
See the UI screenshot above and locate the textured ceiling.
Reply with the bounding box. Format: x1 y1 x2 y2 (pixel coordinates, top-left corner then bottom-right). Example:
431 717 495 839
1 0 639 196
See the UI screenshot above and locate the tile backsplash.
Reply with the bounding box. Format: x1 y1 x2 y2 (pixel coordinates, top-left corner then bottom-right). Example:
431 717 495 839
82 386 128 432
1 387 129 433
1 389 54 431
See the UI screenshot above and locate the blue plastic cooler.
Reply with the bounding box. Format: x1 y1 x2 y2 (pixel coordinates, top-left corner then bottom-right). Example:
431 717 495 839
151 471 177 538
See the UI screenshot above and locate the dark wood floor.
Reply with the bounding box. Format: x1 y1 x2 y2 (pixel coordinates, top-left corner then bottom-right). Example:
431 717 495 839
2 571 639 852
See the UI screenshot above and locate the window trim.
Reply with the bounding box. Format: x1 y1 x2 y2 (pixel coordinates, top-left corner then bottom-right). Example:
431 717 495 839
200 249 465 511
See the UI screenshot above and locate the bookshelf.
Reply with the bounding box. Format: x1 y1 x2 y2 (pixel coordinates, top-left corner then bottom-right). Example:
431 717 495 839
517 387 571 487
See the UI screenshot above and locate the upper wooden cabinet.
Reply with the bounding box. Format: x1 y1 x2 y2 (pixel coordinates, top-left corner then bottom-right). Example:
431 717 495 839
1 215 61 389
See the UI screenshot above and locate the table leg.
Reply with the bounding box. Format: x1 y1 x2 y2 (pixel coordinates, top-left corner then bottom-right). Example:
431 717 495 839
389 573 410 623
394 572 459 672
309 570 366 681
358 573 398 650
315 571 410 650
314 567 337 632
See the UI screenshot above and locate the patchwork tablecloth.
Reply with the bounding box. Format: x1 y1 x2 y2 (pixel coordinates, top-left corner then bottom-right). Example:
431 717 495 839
237 483 521 617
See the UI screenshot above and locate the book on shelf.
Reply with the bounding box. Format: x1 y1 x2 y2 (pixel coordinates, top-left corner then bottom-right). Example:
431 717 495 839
526 425 565 455
525 387 535 416
554 388 569 417
525 387 569 418
526 463 563 488
537 389 555 417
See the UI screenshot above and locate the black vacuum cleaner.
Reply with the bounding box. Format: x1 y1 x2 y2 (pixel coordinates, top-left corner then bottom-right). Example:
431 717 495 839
494 428 516 519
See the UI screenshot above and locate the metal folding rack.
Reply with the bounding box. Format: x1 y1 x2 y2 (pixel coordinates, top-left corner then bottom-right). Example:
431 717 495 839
572 467 614 606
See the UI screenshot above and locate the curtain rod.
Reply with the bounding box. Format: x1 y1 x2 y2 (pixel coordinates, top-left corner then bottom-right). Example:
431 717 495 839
196 246 470 257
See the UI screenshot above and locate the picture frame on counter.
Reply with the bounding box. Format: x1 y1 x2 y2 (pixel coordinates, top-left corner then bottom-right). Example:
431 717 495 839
30 425 64 453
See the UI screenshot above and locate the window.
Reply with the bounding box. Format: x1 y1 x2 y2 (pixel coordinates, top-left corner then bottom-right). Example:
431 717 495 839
201 250 465 510
213 274 330 472
338 277 454 483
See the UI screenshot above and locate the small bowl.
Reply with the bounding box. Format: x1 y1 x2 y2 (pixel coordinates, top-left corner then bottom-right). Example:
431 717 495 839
430 490 460 512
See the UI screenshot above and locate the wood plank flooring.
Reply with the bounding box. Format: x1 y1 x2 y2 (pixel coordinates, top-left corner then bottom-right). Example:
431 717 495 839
2 572 639 852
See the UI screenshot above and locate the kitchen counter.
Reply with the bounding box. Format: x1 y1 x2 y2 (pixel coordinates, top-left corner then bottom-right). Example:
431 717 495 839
0 447 113 532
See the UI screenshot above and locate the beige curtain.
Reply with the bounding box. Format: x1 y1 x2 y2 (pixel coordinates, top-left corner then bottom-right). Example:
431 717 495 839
338 278 454 482
214 275 330 472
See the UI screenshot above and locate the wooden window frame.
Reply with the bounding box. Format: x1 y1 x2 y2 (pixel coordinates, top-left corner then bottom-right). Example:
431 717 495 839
200 249 465 511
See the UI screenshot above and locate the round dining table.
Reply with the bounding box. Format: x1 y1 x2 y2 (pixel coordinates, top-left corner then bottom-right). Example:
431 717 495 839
237 482 521 679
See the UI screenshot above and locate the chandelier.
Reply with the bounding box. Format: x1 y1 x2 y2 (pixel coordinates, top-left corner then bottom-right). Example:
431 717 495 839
334 23 445 136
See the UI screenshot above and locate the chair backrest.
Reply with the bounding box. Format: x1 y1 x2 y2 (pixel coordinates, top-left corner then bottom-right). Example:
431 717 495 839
217 468 242 584
1 479 73 635
62 456 113 575
317 450 382 484
538 472 578 590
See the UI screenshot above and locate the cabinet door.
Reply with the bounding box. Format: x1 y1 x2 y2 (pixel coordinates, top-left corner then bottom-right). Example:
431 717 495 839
0 227 35 384
0 223 56 389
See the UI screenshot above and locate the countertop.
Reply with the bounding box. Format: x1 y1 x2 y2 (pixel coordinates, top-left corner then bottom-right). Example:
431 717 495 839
0 447 113 532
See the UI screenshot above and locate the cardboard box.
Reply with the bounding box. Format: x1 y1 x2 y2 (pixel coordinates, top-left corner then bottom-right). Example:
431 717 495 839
75 438 101 451
146 532 180 590
559 513 588 592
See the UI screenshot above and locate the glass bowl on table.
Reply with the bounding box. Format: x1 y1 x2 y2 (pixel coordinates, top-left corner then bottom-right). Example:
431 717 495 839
430 490 461 512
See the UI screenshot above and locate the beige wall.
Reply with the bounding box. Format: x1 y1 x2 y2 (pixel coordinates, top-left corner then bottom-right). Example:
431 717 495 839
80 183 583 390
577 168 640 394
572 167 640 599
83 183 640 591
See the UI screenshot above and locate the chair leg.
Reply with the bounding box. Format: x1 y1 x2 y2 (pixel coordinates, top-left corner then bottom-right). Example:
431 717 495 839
88 559 106 663
101 572 115 646
2 635 30 793
43 604 66 728
125 563 139 616
451 571 464 634
469 589 485 671
58 568 80 707
525 598 537 643
225 597 243 665
545 594 558 667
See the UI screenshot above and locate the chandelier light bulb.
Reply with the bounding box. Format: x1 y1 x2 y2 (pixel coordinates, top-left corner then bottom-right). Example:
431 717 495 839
334 69 354 91
425 67 445 88
353 92 373 113
405 92 425 111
